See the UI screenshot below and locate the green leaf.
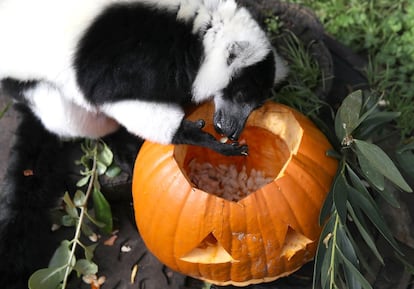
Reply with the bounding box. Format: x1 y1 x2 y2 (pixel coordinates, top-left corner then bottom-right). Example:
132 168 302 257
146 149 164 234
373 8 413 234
356 93 380 125
76 175 90 188
354 139 412 192
326 149 342 160
313 215 335 289
73 190 86 207
347 204 384 264
73 259 98 277
374 184 401 208
85 244 99 261
357 149 385 191
320 187 334 225
347 179 402 254
348 158 399 208
346 165 369 195
28 267 65 289
343 223 378 278
84 211 106 228
63 192 75 208
336 247 373 289
61 215 76 227
63 192 78 218
355 111 401 139
335 90 363 141
320 162 343 225
96 161 108 175
97 142 113 167
105 164 122 178
49 241 71 268
333 174 348 224
92 188 113 234
337 224 358 266
321 244 333 289
336 224 361 289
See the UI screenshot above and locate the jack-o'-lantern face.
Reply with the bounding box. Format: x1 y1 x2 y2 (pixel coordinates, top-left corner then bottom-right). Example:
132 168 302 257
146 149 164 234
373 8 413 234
132 101 338 286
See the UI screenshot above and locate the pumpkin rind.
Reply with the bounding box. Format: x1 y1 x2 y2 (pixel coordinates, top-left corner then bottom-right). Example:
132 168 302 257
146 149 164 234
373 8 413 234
132 101 338 286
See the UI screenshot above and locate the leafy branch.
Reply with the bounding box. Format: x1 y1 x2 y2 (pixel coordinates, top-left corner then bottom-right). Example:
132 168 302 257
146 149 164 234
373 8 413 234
263 9 414 289
29 139 119 289
313 90 413 289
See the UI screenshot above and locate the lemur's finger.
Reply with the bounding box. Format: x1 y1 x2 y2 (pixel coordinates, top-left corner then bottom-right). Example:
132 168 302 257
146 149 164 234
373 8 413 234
240 145 249 156
195 119 205 129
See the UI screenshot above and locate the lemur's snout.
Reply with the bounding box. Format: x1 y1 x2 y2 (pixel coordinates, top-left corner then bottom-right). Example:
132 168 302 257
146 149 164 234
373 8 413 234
213 111 244 141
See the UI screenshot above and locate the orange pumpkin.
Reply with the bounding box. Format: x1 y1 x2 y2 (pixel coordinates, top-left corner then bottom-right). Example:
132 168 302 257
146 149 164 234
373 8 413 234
132 101 338 286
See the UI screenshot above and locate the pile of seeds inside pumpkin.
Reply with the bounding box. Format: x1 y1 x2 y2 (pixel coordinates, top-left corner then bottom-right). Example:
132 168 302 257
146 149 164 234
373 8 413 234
188 159 273 201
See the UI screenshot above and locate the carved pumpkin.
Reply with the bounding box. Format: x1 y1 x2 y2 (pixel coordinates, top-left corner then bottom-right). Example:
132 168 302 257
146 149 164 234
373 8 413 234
132 101 338 286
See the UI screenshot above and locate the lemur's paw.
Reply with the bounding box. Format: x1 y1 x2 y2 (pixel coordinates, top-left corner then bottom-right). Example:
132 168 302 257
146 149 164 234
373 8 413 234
216 142 248 156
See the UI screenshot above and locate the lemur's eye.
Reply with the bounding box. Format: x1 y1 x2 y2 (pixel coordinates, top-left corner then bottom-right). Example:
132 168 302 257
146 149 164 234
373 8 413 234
234 91 244 102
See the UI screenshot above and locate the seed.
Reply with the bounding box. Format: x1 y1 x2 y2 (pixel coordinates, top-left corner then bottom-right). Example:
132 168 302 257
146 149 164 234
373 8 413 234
220 136 229 143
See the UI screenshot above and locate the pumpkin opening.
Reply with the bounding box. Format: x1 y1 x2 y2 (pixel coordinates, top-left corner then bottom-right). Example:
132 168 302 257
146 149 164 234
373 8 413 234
174 123 301 202
180 232 235 264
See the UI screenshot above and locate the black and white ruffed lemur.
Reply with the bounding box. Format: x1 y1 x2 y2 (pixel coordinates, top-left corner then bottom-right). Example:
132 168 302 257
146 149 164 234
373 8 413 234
0 0 288 287
0 0 288 155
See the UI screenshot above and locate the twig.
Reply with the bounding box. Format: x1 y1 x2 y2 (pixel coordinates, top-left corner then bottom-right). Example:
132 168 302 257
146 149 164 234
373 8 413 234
61 144 98 289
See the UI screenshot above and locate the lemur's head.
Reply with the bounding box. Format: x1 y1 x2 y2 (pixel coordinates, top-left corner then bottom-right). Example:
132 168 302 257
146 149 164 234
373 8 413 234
192 0 288 140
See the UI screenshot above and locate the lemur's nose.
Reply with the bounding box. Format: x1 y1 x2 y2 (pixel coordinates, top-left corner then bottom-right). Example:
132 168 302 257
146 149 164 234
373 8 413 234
215 120 240 141
228 131 239 141
214 121 223 134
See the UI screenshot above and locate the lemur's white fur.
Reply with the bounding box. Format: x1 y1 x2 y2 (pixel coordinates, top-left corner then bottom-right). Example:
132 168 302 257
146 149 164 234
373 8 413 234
0 0 284 141
101 101 185 144
192 0 274 103
26 82 120 138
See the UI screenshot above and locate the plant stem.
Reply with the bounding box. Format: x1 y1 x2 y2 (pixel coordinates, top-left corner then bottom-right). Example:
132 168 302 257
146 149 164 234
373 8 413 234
61 142 98 289
329 213 339 289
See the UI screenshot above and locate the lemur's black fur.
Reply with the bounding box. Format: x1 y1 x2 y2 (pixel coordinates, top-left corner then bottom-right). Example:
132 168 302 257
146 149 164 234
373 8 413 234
0 105 75 288
75 3 203 105
0 0 286 156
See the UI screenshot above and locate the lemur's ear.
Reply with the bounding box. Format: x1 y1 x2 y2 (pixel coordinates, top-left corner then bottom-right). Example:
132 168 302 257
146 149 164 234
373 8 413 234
227 41 250 65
